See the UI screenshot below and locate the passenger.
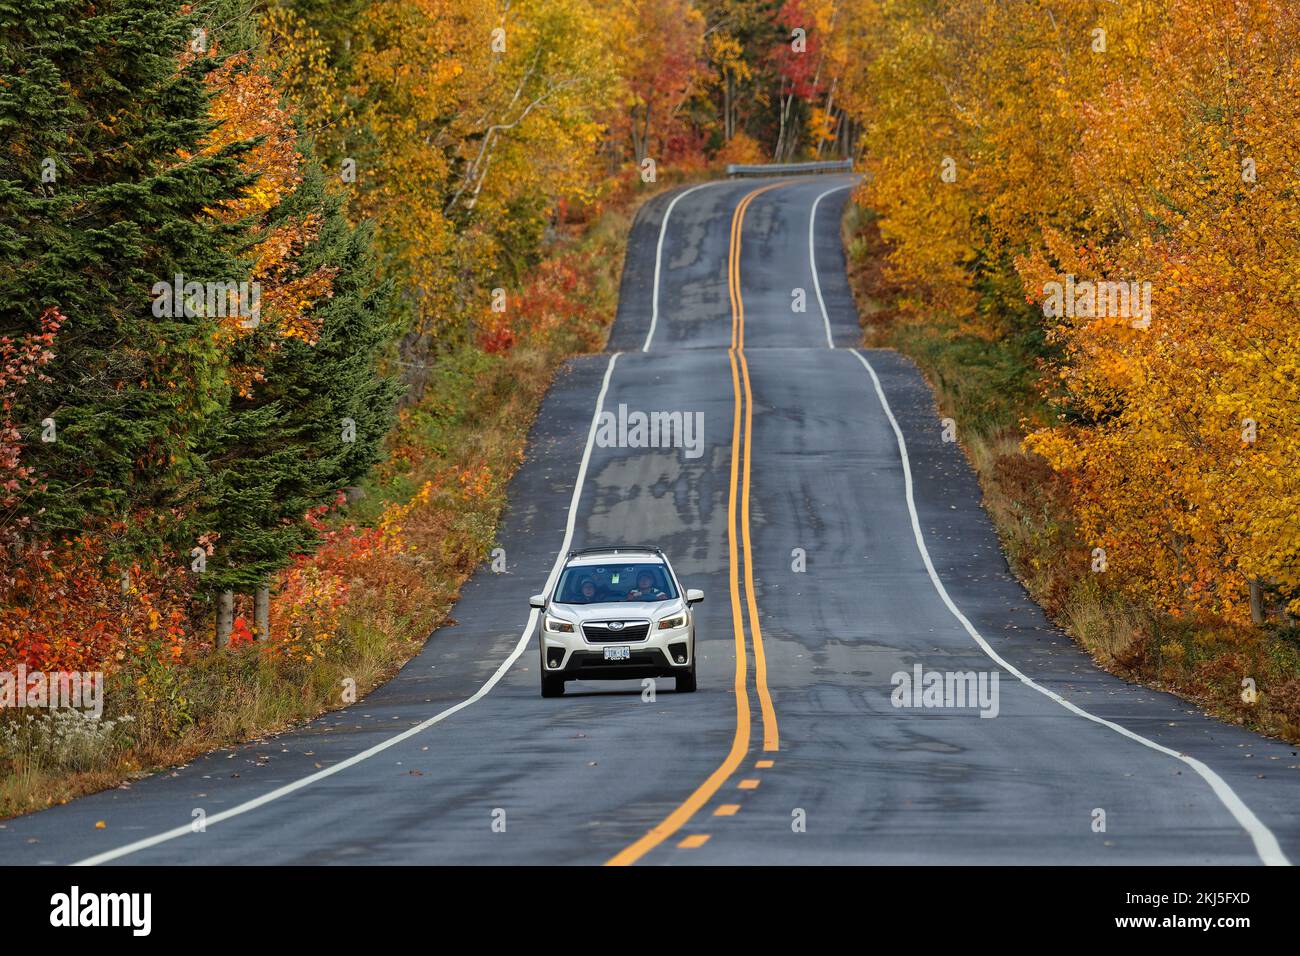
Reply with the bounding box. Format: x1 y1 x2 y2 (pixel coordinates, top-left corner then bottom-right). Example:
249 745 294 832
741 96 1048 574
577 577 610 603
626 571 668 602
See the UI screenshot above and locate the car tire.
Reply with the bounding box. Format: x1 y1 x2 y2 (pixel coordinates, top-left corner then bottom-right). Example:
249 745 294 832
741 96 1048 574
541 674 565 698
676 664 697 693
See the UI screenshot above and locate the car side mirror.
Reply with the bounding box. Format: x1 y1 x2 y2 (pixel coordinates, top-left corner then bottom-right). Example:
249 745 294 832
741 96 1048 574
686 588 704 605
529 593 546 609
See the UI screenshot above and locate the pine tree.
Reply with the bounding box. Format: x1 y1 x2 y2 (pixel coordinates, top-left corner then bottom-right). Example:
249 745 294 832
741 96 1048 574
196 160 401 593
0 0 253 562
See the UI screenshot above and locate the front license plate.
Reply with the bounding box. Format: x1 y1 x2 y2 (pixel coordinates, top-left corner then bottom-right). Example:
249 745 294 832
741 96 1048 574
603 645 631 661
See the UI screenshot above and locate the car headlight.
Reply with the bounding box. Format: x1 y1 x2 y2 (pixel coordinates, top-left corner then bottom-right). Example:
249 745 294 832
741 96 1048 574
657 614 686 630
545 616 575 633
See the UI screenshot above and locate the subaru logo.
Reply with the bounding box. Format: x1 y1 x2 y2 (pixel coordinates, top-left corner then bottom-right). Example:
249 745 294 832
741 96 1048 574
606 621 625 631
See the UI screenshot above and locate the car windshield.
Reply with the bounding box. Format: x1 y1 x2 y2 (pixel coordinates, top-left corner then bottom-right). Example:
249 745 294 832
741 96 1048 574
555 562 678 604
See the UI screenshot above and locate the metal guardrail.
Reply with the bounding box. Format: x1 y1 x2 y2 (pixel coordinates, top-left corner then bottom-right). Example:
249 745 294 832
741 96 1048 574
726 160 854 177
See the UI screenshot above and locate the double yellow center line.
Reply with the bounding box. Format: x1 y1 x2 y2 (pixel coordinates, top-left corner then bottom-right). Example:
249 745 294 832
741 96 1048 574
730 184 782 751
605 181 786 866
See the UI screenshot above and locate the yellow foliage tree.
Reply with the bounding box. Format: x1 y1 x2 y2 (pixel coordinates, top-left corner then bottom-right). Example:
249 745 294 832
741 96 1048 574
837 0 1300 623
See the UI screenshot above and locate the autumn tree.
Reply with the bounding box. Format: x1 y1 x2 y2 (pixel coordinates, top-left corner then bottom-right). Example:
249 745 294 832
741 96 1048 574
609 0 707 166
768 0 822 161
1022 0 1300 623
273 0 618 402
836 0 1300 624
696 0 776 151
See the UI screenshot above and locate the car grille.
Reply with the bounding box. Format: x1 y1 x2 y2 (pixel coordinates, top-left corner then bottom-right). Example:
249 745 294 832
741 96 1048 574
581 620 650 642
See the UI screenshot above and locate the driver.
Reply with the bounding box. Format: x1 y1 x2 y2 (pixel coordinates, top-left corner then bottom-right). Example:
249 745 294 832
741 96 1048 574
626 571 668 602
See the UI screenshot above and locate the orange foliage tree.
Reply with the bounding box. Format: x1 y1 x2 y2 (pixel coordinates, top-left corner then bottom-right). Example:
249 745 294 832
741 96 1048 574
838 0 1300 624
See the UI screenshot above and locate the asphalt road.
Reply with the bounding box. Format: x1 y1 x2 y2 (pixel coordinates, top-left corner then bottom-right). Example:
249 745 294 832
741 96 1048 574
6 175 1300 866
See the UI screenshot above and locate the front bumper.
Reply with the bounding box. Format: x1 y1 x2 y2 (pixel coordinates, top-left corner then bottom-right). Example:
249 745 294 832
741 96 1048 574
541 622 693 680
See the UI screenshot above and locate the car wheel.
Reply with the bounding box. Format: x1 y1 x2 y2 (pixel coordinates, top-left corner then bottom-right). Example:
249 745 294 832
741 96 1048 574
541 674 565 698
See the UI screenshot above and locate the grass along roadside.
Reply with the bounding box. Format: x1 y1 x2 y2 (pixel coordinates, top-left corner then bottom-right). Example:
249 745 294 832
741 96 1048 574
0 175 705 820
844 202 1300 745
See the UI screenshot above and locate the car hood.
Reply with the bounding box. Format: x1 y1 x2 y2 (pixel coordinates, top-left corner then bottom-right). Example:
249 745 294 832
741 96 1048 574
548 599 684 623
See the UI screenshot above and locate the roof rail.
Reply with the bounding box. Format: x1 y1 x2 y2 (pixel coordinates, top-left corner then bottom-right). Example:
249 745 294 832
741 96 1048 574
567 546 664 558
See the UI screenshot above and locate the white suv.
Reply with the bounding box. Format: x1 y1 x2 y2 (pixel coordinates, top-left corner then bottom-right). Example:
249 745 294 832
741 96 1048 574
530 547 703 697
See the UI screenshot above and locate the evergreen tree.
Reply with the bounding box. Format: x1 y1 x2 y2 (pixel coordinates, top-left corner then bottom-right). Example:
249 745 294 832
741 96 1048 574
0 0 252 561
197 160 401 592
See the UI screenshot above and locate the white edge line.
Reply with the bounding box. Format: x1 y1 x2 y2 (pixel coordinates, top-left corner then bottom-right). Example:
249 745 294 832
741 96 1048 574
74 352 624 866
846 347 1290 867
644 182 720 353
809 183 852 349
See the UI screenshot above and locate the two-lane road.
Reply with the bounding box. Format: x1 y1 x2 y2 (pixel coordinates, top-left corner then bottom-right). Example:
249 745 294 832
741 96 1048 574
5 175 1299 866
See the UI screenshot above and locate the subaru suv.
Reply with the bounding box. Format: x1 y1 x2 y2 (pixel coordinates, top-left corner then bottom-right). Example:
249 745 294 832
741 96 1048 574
530 547 703 697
